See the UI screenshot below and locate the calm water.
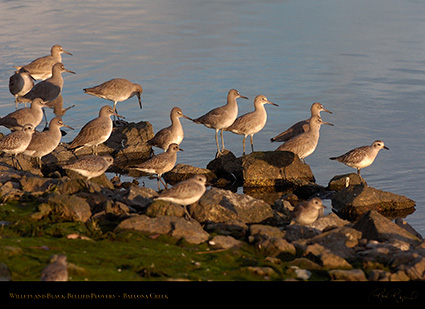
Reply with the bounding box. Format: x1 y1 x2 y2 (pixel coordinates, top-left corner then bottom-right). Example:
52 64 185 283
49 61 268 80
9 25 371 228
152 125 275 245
0 0 424 234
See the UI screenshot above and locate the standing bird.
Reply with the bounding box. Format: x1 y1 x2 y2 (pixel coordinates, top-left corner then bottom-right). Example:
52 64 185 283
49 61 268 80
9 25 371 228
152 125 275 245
23 116 74 168
14 44 72 81
40 255 68 281
147 107 192 151
62 155 114 181
18 63 75 104
129 143 182 191
291 197 326 225
155 174 208 219
330 140 389 178
0 124 35 168
9 68 34 109
226 95 278 155
271 102 332 143
68 105 122 155
192 89 248 158
83 78 143 114
275 115 333 162
0 98 46 132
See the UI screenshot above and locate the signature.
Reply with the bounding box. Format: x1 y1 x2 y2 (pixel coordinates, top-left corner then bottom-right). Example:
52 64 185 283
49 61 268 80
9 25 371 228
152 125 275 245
369 288 419 303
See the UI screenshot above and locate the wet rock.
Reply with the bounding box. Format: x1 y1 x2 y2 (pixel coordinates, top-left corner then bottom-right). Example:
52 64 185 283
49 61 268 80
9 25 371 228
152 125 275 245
240 151 315 188
208 235 244 249
332 185 416 219
163 164 216 185
206 150 243 185
190 187 274 224
46 194 92 222
353 210 422 246
285 225 321 243
203 220 248 239
327 173 364 191
20 176 60 194
115 215 209 245
329 269 367 281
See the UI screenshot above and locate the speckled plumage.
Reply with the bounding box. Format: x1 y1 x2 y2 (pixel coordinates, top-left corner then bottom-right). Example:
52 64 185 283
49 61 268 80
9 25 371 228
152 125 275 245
291 197 325 225
62 155 114 180
0 98 45 131
156 174 207 206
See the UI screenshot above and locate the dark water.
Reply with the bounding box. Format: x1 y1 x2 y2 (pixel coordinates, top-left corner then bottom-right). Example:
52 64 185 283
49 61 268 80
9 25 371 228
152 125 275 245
0 0 424 234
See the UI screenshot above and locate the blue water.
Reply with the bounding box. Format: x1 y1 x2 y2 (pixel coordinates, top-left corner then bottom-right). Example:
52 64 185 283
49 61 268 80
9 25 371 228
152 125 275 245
0 0 424 235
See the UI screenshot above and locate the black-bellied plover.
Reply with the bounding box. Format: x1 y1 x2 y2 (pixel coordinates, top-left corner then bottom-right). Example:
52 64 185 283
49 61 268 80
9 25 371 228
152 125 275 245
24 116 73 168
84 78 143 113
330 140 389 177
147 107 192 151
40 255 68 281
0 123 35 168
226 95 278 155
291 197 326 225
62 155 114 180
68 105 122 155
130 143 182 191
155 174 208 218
275 115 333 162
9 67 34 109
14 44 72 81
192 89 248 158
0 98 46 131
271 102 332 143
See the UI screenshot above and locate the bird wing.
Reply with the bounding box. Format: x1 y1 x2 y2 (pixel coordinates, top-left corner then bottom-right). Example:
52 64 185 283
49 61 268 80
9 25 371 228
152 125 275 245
333 146 370 164
271 119 309 142
69 119 110 148
157 181 197 200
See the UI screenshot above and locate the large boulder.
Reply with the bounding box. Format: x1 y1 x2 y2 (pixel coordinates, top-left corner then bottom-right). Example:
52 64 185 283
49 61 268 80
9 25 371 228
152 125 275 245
332 185 415 220
162 164 216 185
240 151 315 188
190 187 274 224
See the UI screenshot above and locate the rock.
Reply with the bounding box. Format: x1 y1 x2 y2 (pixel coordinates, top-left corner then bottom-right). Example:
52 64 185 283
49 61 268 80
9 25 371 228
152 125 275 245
332 185 416 219
206 150 243 185
145 200 185 217
395 218 423 240
309 213 351 232
240 151 315 188
162 164 216 185
327 173 364 191
249 224 285 241
257 237 296 258
115 215 209 245
20 176 60 194
208 235 244 249
203 220 248 239
191 187 274 224
284 224 321 243
328 269 367 281
305 244 352 269
47 194 92 222
353 210 422 246
123 185 158 211
0 263 12 281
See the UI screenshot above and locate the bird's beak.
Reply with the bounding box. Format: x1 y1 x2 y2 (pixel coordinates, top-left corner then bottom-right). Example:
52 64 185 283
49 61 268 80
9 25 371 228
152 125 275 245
137 93 142 109
182 114 193 121
267 100 279 107
179 147 184 152
384 146 389 150
239 95 249 100
65 68 76 74
323 121 334 126
113 111 125 119
63 124 74 130
63 50 73 56
323 108 333 114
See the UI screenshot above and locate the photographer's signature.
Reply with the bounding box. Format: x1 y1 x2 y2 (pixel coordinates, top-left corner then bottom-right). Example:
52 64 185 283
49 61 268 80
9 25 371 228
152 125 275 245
369 288 418 303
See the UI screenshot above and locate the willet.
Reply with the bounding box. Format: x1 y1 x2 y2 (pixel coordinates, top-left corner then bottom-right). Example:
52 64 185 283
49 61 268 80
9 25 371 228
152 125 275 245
68 105 123 155
18 63 75 105
83 78 143 113
129 143 182 191
291 197 326 225
147 107 192 151
275 115 333 162
14 44 72 81
24 116 74 168
62 155 114 180
0 98 46 131
330 140 389 177
9 67 34 109
0 124 35 168
40 255 68 282
192 89 248 158
271 102 332 143
155 174 208 219
226 95 278 155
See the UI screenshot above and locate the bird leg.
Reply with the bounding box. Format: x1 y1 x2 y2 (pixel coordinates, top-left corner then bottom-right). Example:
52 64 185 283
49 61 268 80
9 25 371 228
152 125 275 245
157 176 168 191
215 129 222 158
250 135 254 153
220 129 226 151
242 136 246 155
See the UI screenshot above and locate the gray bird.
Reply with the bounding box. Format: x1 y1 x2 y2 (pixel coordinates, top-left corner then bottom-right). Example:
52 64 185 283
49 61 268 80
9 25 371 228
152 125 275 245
0 124 35 168
291 197 326 225
40 255 68 281
9 67 34 109
0 98 46 131
62 155 114 180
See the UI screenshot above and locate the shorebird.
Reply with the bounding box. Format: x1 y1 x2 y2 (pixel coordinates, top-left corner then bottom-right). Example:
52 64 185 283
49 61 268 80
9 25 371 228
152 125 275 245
68 105 123 155
40 255 68 281
271 102 332 143
275 115 333 162
155 174 208 219
0 124 35 168
18 63 75 104
14 44 72 81
147 107 192 151
192 89 248 158
330 140 389 177
83 78 143 113
62 155 114 180
9 67 34 109
129 143 182 191
0 98 46 131
291 197 326 225
226 95 278 155
23 116 74 168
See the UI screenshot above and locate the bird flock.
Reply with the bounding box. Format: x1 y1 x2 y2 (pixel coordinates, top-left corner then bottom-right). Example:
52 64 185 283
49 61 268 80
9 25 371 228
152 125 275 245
1 44 389 223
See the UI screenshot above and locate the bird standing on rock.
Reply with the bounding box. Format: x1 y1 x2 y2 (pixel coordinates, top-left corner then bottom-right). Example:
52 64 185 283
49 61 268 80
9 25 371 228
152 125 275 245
291 197 326 225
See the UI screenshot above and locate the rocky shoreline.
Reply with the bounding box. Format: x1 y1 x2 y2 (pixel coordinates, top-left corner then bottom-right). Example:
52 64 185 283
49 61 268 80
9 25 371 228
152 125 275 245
0 120 422 281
